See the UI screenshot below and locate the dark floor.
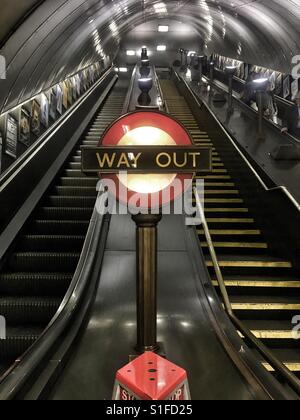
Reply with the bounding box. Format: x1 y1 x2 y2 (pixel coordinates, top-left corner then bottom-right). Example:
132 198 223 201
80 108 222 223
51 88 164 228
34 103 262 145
48 214 254 400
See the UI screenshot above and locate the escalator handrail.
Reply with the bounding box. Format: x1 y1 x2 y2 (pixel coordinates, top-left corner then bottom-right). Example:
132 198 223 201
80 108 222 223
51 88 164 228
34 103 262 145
194 187 300 397
177 71 300 213
0 186 108 400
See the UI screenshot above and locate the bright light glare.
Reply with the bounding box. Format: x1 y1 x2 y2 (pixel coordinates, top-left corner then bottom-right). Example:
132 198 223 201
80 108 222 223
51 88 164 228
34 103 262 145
126 50 136 56
139 78 152 83
118 67 128 73
253 78 269 84
118 127 176 194
158 25 169 32
157 45 167 52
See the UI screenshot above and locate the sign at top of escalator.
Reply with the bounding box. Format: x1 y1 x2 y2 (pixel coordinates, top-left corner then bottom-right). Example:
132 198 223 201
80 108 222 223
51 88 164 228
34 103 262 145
81 111 212 207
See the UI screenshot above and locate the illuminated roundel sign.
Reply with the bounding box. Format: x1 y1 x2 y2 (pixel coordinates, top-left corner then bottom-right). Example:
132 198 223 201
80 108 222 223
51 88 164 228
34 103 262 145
81 111 212 208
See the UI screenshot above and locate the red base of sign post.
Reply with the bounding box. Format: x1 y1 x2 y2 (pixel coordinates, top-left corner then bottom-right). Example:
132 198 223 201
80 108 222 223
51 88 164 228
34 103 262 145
113 352 191 400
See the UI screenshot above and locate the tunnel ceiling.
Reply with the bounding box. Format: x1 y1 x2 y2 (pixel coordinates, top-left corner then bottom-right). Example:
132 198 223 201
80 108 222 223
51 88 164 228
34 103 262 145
0 0 299 114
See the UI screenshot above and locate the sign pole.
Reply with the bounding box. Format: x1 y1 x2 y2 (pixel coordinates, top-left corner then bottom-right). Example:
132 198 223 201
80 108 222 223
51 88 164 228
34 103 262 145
132 213 162 354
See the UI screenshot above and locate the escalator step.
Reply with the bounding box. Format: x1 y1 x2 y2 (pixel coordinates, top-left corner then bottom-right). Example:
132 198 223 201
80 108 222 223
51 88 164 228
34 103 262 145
0 326 44 359
228 295 300 320
68 163 82 170
53 186 97 197
64 170 90 178
71 156 82 163
206 257 293 276
38 207 93 220
0 272 72 296
0 297 61 325
30 220 89 235
9 252 80 272
46 196 96 207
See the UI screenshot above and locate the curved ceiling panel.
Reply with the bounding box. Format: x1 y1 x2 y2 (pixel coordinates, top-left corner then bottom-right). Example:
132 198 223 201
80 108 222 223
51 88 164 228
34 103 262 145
0 0 299 114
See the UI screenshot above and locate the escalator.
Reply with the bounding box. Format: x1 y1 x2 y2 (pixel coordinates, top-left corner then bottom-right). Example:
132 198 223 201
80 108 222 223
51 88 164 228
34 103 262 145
159 78 300 381
0 81 128 376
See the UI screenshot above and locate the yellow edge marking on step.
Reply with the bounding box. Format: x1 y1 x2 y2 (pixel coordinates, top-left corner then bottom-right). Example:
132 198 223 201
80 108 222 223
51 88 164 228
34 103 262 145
231 303 300 310
194 199 244 203
205 218 254 223
262 363 300 372
197 229 261 235
212 280 300 288
251 330 300 339
203 242 267 249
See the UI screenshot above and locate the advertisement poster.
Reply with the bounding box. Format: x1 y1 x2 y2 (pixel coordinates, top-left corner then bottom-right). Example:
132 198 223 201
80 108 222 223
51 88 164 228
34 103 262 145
75 74 81 96
84 70 89 90
5 114 18 158
62 81 69 109
80 71 85 92
72 77 77 101
31 100 41 136
283 75 291 99
67 80 73 105
270 72 276 91
49 88 57 120
244 64 249 80
19 107 31 146
40 93 49 128
239 64 245 80
275 74 283 96
57 84 63 115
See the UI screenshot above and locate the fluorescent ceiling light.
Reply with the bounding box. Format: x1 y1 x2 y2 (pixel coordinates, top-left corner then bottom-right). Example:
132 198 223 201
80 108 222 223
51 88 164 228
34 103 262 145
126 50 136 56
119 67 128 73
157 45 167 51
158 25 169 32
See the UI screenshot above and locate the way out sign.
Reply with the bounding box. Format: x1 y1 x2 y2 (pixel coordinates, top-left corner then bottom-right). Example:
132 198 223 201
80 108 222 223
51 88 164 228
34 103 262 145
81 110 212 207
81 146 211 173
